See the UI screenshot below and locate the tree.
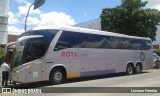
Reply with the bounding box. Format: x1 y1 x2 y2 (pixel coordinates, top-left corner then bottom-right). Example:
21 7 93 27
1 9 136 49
0 47 6 65
100 0 160 41
154 49 160 56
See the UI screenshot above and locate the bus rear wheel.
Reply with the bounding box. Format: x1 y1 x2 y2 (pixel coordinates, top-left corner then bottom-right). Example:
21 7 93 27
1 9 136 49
135 64 142 74
49 68 64 84
126 64 134 75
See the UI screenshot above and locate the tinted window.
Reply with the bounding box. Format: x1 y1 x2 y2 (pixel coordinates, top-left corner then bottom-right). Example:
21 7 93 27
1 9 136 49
54 31 79 51
24 38 46 63
111 37 152 50
19 31 33 37
54 31 112 51
54 31 152 51
142 40 152 50
20 30 58 43
22 30 58 63
75 33 112 48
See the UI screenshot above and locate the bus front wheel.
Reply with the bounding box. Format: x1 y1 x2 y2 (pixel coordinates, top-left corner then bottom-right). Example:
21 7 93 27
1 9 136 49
49 68 64 84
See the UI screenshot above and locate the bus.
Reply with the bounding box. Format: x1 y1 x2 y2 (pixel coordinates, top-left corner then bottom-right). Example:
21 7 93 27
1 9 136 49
10 26 153 84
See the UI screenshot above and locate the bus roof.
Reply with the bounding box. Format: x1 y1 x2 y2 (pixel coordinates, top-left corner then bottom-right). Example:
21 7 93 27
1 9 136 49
33 25 151 40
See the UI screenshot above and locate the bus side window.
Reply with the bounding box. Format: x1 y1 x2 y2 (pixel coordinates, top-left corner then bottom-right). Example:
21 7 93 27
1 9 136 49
54 41 70 51
144 40 152 50
54 31 78 51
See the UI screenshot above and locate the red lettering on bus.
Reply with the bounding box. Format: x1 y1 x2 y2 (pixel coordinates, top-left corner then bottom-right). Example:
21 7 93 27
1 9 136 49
66 52 70 57
70 52 74 57
62 52 65 57
61 52 78 58
74 52 78 57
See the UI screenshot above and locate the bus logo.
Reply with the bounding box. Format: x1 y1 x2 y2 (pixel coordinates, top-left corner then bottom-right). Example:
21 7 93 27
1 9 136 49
140 52 145 61
61 52 78 58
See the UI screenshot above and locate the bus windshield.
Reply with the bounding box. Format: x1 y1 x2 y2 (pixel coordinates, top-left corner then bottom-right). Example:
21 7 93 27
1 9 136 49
11 29 58 68
12 39 26 68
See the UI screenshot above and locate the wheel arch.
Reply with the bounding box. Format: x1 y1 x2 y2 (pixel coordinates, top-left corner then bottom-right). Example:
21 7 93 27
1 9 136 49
126 61 134 67
48 64 67 80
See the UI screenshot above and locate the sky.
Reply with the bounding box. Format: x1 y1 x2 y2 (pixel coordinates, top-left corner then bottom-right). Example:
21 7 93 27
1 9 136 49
8 0 160 35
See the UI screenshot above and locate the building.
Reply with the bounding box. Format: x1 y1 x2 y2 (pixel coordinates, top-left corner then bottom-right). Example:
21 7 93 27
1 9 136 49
8 34 19 43
0 0 9 48
75 18 101 30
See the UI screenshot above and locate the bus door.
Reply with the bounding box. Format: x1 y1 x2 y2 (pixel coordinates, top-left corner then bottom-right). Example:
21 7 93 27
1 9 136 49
11 41 26 83
24 38 43 82
16 64 26 83
25 60 42 82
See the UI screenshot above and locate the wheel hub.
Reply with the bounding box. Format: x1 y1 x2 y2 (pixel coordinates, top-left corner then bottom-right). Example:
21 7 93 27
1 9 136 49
128 66 132 74
54 72 62 82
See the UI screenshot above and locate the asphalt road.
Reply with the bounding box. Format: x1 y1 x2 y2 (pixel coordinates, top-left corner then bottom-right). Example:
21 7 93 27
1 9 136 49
1 69 160 96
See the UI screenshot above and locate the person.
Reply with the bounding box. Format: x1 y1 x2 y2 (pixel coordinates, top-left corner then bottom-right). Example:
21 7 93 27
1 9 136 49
1 60 10 86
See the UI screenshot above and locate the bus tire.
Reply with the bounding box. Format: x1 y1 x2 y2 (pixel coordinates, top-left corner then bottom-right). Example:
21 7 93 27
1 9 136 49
49 68 64 84
126 64 134 75
135 64 142 74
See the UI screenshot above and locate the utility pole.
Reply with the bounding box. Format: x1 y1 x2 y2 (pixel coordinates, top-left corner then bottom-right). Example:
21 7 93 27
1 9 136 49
24 3 34 31
24 0 45 31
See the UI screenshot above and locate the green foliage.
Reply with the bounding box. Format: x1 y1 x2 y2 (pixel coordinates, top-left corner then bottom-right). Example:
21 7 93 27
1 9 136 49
100 0 160 41
154 49 160 56
0 47 6 65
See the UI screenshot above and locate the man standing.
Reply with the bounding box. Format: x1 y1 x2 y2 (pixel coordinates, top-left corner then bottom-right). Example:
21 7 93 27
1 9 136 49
1 60 10 86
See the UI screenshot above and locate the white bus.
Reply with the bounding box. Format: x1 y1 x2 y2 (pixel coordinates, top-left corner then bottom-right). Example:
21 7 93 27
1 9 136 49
10 26 153 84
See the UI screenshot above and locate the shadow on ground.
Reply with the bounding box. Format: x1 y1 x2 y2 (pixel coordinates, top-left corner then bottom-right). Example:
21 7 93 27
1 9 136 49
2 71 149 88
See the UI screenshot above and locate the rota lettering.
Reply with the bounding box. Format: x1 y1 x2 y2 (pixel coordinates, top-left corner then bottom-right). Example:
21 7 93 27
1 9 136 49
62 52 78 57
